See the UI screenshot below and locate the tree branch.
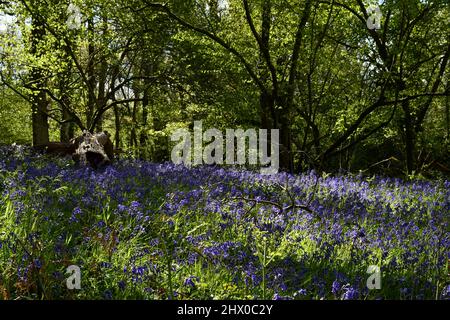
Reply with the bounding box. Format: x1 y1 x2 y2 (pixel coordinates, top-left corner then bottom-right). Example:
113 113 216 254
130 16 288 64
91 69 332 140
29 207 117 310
327 106 397 158
416 42 450 129
0 74 33 104
242 0 278 95
142 1 268 95
286 0 312 105
320 90 448 159
89 98 144 132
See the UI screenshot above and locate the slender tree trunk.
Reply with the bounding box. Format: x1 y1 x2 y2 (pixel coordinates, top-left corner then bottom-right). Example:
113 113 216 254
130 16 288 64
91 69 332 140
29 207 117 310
130 100 139 151
139 57 152 159
139 88 149 159
30 20 49 146
86 18 96 130
402 100 415 174
258 1 273 131
276 0 312 172
60 106 74 142
59 75 74 142
95 16 109 133
114 105 121 149
278 113 294 172
446 84 449 140
31 90 49 146
258 0 292 171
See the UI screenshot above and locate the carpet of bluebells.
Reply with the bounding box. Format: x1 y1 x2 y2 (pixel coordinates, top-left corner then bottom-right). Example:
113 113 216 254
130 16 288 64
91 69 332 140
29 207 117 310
0 145 449 300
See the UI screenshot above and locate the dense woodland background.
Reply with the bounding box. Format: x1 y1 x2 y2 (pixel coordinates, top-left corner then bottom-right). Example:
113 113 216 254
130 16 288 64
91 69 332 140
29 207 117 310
0 0 448 177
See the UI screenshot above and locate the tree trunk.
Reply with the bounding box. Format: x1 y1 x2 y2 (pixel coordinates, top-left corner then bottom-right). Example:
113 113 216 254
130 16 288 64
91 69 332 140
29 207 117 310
446 88 449 140
30 20 49 146
130 100 138 150
278 112 294 172
139 57 152 159
139 88 149 159
86 18 96 129
58 63 74 142
60 106 75 142
114 105 121 149
95 16 109 133
402 100 415 174
31 91 49 146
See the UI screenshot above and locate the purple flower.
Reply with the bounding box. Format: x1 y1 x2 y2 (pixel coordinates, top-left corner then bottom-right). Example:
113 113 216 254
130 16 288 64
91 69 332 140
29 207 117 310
400 287 411 296
332 280 341 295
441 285 450 299
97 220 106 228
69 207 82 223
103 290 113 300
294 289 307 297
342 286 358 300
273 293 292 300
118 281 126 291
184 276 199 288
33 259 42 269
130 201 140 209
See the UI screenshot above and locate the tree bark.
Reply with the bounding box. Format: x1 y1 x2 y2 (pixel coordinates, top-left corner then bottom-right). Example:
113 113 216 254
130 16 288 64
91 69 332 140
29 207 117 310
446 86 449 140
86 18 96 129
114 105 121 149
59 72 74 142
73 131 113 168
130 101 139 150
95 16 109 133
402 100 415 174
30 19 49 146
60 106 75 142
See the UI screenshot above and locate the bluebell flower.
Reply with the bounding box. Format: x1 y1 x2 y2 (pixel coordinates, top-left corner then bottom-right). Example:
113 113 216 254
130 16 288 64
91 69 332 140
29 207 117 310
33 259 42 269
52 271 63 280
273 293 292 300
400 287 411 296
118 281 126 291
332 280 341 295
69 207 82 223
130 201 140 209
103 290 113 300
441 285 450 299
184 276 199 288
294 289 307 297
342 286 358 300
97 220 106 228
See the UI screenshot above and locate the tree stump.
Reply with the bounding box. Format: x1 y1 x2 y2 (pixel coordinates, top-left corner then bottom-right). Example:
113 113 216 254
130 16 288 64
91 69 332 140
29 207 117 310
72 131 114 168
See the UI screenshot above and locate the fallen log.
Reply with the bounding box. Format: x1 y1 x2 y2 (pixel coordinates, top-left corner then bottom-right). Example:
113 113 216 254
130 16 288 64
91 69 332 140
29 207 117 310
35 131 114 169
34 142 77 156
